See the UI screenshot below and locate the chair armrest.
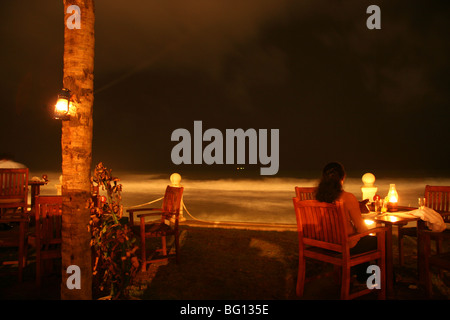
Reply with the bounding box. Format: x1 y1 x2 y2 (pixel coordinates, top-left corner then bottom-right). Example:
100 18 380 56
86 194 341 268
126 208 160 213
127 208 162 226
439 211 450 218
348 226 387 242
0 218 28 223
137 211 164 218
419 229 450 240
0 214 29 223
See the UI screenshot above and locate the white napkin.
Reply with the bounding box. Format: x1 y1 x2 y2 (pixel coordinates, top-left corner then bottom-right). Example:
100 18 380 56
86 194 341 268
409 207 447 232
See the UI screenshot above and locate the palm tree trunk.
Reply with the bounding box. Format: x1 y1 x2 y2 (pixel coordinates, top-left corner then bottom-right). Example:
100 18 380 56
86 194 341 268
60 0 95 300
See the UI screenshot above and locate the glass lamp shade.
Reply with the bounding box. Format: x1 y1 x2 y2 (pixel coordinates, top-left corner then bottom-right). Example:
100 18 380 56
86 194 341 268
54 88 71 120
387 184 398 203
387 184 399 211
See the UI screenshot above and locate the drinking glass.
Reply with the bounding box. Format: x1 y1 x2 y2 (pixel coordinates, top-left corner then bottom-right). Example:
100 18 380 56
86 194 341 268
380 199 388 214
374 199 382 213
418 197 426 210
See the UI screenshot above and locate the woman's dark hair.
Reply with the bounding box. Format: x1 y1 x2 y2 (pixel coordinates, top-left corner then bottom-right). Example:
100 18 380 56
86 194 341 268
315 162 346 203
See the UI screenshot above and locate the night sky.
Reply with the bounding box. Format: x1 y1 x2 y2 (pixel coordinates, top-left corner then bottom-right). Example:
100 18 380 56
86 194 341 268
1 0 449 178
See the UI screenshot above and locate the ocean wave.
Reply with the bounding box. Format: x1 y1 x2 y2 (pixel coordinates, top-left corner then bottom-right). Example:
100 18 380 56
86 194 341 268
33 171 450 224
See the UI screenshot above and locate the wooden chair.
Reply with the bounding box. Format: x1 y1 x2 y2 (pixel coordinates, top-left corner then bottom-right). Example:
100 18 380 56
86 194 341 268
28 195 63 286
295 186 370 212
398 185 450 265
0 214 29 282
0 169 29 216
419 229 450 297
295 186 317 200
293 198 387 299
0 169 29 281
127 186 184 272
424 185 450 221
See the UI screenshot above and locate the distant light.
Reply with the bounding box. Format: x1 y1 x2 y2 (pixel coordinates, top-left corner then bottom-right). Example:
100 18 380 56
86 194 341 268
54 88 71 120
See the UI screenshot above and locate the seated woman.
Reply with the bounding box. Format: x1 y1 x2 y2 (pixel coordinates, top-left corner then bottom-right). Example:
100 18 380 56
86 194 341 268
315 162 376 282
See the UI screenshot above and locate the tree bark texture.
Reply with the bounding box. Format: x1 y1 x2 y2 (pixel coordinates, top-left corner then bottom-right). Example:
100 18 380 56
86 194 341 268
60 0 95 300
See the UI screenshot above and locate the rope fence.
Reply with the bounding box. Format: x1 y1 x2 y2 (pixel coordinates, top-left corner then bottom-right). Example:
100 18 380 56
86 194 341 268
125 195 297 231
125 196 213 224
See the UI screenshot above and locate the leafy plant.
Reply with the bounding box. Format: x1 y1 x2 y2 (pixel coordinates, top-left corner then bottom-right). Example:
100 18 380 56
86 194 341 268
89 162 140 299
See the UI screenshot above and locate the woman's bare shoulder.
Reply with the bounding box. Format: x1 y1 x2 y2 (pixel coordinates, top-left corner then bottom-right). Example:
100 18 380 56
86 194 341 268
340 191 358 202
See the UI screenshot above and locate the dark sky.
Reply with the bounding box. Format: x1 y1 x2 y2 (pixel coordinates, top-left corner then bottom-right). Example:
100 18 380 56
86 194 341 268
1 0 449 178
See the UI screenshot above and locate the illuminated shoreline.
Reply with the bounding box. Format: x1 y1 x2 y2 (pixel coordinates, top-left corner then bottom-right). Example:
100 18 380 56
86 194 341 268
34 170 450 225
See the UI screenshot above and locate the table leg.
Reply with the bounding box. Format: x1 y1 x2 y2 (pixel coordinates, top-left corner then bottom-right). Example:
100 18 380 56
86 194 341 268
385 223 394 297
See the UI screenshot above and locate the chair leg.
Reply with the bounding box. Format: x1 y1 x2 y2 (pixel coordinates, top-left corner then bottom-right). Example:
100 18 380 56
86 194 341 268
296 254 306 297
175 233 180 264
161 236 167 256
36 249 41 286
140 241 147 272
18 222 26 283
340 266 351 300
398 226 404 266
18 247 24 283
423 235 433 297
140 219 147 272
435 237 445 278
378 257 386 300
436 237 442 255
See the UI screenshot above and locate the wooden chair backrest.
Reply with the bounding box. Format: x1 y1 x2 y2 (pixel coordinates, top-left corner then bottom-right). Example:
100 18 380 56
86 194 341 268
0 168 29 209
425 185 450 213
161 186 184 218
35 196 63 246
295 186 317 200
293 199 349 253
425 185 450 223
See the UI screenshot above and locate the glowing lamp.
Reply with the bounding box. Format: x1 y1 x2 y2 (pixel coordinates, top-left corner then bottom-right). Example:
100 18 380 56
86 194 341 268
387 184 399 212
361 173 377 201
54 88 71 120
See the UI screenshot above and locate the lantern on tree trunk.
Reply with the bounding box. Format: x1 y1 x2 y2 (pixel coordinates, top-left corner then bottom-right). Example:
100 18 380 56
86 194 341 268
54 88 72 120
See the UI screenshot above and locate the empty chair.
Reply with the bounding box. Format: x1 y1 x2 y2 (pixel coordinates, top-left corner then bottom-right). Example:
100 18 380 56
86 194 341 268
293 198 387 299
398 185 450 265
0 169 29 281
29 195 63 286
0 214 29 282
127 186 184 272
0 169 29 216
424 185 450 220
419 229 450 297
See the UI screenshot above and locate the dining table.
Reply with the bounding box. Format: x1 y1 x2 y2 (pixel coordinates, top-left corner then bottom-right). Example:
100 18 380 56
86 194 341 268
371 206 425 297
28 175 49 210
